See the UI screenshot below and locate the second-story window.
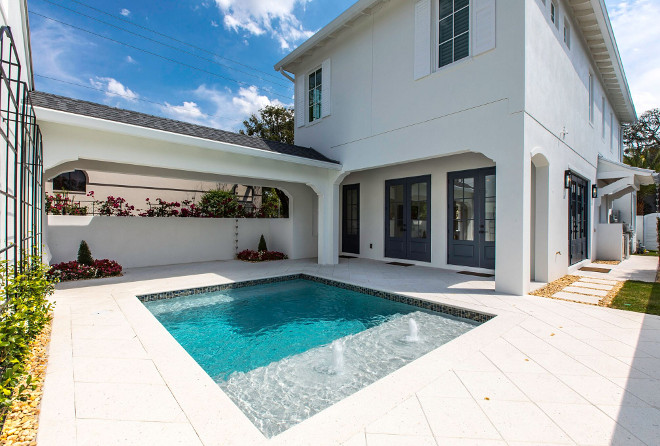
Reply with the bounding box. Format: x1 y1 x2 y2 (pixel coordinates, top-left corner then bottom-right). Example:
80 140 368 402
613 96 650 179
588 73 594 123
563 18 571 48
308 67 322 123
601 97 606 139
610 112 614 152
438 0 469 68
551 2 559 29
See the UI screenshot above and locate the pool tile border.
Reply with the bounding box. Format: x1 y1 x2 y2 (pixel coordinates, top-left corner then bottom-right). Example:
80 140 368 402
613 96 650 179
136 274 495 323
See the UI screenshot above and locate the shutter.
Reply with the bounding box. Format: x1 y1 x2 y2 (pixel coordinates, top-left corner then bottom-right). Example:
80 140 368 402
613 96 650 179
296 75 306 127
473 0 496 56
321 58 331 117
413 0 431 80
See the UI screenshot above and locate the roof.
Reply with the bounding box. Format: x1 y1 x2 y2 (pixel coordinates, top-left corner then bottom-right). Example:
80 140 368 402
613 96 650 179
597 155 656 186
275 0 636 123
30 91 339 164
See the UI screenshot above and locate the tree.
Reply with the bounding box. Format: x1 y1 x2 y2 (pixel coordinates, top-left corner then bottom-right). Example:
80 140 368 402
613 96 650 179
77 240 94 266
623 108 660 214
239 105 294 145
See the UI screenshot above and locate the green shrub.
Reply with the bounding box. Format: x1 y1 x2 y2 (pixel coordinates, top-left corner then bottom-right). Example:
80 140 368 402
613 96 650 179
0 254 55 414
198 189 240 217
77 241 94 266
258 234 268 252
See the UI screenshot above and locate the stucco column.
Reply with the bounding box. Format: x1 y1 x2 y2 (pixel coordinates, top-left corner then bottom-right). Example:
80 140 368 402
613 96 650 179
316 181 340 265
495 156 531 295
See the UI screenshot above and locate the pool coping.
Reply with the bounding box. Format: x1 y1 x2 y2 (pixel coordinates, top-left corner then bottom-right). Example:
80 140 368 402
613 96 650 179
137 273 496 324
117 272 519 445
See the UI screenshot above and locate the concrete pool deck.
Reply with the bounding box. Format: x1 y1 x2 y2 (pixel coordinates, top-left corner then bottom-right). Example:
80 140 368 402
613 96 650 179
37 257 660 445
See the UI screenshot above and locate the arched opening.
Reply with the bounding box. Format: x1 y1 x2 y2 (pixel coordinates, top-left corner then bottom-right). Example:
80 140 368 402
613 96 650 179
51 169 88 193
531 153 550 283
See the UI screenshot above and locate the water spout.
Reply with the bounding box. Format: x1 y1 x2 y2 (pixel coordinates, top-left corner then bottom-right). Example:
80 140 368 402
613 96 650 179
405 318 419 342
331 340 344 373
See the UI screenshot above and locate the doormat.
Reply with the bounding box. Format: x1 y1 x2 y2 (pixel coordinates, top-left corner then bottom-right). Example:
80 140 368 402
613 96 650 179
579 266 611 273
386 262 414 267
339 255 357 259
458 271 495 278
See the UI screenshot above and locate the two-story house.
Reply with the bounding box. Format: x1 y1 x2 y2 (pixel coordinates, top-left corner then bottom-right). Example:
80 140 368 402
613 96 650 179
274 0 654 295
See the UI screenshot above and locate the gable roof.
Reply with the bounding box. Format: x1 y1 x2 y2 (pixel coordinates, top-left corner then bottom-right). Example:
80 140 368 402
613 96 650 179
30 91 339 164
275 0 636 123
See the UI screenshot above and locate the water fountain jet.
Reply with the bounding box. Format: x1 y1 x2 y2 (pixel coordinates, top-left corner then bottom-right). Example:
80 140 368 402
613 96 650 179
405 318 419 342
332 340 344 374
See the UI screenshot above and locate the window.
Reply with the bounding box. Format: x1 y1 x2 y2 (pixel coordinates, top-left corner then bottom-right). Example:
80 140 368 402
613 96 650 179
563 18 571 48
52 170 86 192
588 73 594 123
551 2 558 28
438 0 470 68
610 112 614 152
308 67 322 123
601 97 606 139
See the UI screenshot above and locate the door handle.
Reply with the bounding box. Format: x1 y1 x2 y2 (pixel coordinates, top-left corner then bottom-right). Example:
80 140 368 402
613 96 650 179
478 230 486 234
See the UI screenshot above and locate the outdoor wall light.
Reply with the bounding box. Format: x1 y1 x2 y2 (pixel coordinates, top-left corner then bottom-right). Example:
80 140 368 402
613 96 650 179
564 170 572 189
592 185 598 198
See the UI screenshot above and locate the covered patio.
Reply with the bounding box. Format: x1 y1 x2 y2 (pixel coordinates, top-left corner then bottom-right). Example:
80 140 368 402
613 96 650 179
37 256 660 446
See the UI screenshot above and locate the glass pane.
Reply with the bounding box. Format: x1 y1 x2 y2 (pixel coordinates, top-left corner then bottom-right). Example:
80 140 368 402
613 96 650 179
309 106 314 121
485 197 496 220
439 41 453 67
485 220 495 242
455 0 469 10
454 32 469 61
439 0 453 19
454 7 469 36
389 185 404 238
485 174 496 198
453 219 474 241
439 16 453 43
453 179 464 199
315 69 322 85
309 72 316 89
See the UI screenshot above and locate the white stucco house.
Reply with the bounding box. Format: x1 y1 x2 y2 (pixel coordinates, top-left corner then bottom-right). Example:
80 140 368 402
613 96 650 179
1 0 654 296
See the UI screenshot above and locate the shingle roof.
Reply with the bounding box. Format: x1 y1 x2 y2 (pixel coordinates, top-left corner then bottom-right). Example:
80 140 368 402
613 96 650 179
30 91 339 164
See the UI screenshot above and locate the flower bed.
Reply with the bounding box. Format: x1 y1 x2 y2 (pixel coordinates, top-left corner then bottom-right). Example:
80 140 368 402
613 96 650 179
237 250 288 262
47 259 123 282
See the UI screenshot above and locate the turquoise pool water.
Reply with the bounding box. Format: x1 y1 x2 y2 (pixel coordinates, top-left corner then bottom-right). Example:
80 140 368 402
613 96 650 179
144 278 479 437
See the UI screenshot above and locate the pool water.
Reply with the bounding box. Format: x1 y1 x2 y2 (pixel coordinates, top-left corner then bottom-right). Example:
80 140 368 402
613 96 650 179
144 279 479 437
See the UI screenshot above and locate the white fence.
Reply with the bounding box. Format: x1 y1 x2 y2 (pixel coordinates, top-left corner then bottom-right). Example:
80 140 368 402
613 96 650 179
637 213 659 251
46 215 300 268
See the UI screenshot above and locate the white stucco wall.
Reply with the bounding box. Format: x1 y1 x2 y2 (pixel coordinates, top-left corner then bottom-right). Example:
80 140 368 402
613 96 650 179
47 216 306 269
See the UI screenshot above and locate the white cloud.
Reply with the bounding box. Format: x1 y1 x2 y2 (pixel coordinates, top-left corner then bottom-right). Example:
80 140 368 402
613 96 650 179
608 0 660 113
90 77 139 102
125 55 137 64
211 20 219 27
31 20 93 84
213 0 314 50
162 84 288 131
120 8 131 16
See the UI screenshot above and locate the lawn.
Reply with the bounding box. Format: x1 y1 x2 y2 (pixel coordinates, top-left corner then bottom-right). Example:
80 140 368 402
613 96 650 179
635 251 659 257
611 281 660 316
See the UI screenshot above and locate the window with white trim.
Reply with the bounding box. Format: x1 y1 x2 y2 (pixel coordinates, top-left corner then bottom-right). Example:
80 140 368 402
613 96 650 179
438 0 470 68
601 97 606 139
588 73 594 123
563 18 571 48
550 1 558 28
308 67 322 123
609 112 614 152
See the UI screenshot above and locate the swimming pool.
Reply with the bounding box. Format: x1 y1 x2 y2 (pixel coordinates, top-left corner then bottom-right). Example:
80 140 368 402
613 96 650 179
141 276 487 437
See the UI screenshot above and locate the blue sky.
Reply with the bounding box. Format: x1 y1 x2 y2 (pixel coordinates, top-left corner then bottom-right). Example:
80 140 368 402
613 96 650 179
29 0 660 132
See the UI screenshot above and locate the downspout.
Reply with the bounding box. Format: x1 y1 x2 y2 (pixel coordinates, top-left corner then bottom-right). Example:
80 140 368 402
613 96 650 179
278 68 295 83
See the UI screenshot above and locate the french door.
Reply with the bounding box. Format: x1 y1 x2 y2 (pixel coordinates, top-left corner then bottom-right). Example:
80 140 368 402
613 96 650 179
385 175 431 262
568 172 589 265
447 168 496 269
342 184 360 254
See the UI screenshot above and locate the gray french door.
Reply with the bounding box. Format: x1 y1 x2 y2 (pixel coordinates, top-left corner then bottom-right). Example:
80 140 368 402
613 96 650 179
342 184 360 254
385 175 431 262
447 168 496 269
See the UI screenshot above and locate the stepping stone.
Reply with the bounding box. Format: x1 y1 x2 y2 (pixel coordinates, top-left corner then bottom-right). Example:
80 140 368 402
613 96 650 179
579 277 618 286
563 286 608 297
552 291 601 304
571 282 614 291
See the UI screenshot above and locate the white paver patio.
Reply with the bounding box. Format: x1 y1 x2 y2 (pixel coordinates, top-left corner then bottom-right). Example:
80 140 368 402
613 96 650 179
37 257 660 446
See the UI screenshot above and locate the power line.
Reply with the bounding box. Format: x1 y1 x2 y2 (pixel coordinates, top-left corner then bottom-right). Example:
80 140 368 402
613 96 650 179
34 73 241 124
66 0 288 83
29 11 294 101
33 0 292 90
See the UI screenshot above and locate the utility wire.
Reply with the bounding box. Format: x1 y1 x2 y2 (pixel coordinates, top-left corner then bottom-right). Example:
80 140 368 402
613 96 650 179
35 74 241 124
65 0 288 83
29 11 294 101
33 0 292 90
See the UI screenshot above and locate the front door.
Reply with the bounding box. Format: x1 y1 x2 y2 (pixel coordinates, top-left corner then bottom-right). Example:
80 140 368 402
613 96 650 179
342 184 360 254
568 172 588 265
385 175 431 262
447 167 496 269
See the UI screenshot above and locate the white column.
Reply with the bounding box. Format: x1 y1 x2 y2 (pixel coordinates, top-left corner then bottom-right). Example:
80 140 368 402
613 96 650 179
311 172 348 265
495 156 531 295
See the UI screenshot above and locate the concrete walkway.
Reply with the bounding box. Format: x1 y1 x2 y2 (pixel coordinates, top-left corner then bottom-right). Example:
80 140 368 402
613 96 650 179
37 258 660 445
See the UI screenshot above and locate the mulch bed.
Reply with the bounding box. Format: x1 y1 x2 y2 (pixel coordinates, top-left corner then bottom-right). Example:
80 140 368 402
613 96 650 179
0 318 53 446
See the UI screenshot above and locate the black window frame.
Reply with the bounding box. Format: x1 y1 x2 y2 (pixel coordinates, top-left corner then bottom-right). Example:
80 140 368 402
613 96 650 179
308 67 322 123
438 0 470 69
